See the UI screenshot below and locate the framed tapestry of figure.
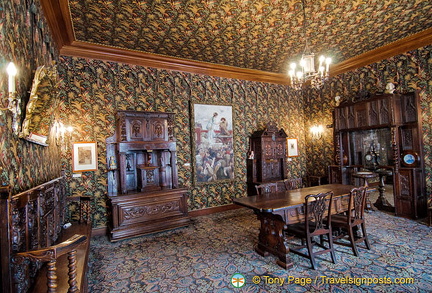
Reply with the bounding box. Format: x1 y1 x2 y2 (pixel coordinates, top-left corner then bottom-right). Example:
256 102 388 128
191 103 234 184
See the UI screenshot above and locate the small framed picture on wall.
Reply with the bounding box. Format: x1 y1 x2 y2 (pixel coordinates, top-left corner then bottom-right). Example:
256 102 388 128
72 142 98 172
287 138 298 157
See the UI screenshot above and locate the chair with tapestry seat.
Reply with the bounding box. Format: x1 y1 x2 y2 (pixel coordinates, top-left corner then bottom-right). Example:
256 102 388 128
331 186 371 256
283 177 303 190
255 182 278 195
285 191 336 270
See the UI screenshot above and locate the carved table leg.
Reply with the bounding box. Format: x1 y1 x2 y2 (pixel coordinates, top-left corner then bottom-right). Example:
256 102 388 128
254 212 294 269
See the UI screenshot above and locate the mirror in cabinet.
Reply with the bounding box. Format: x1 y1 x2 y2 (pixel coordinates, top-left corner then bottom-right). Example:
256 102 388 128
348 128 393 168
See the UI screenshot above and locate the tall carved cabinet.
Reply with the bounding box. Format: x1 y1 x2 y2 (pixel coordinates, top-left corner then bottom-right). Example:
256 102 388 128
106 111 190 241
247 122 288 195
330 92 426 219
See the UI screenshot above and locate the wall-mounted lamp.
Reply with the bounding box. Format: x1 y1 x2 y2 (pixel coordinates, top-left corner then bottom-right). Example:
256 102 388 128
54 121 73 146
1 62 21 134
310 124 324 139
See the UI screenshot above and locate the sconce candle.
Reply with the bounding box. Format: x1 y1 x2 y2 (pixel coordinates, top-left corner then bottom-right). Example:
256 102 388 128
7 62 17 93
310 124 324 139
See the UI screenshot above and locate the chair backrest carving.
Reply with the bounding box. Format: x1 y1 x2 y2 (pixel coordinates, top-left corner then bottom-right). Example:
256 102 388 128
0 176 67 293
304 191 333 235
255 182 278 195
348 186 368 222
283 178 303 190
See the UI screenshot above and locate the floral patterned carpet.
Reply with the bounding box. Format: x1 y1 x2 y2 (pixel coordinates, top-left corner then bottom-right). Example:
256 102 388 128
88 208 432 293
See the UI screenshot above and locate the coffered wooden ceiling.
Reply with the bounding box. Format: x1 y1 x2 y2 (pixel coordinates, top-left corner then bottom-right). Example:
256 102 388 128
41 0 432 84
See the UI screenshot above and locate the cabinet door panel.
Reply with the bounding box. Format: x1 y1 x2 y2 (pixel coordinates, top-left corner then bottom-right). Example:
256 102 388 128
379 98 390 125
347 106 356 129
369 100 379 126
274 141 285 157
355 103 368 127
395 170 414 218
400 93 417 123
335 107 347 130
262 160 282 181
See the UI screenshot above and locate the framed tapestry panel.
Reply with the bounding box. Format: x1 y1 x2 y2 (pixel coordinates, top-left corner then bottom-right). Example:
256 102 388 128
191 103 234 183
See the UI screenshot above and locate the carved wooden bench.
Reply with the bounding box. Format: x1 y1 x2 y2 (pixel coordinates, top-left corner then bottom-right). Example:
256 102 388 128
0 176 92 293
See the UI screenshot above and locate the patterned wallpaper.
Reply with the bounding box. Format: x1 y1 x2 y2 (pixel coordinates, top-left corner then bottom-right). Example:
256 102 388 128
68 0 432 73
58 57 307 227
59 45 432 228
0 0 62 193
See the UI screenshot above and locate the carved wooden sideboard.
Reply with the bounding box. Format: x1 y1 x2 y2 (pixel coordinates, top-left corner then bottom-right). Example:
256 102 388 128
106 111 190 241
247 121 288 195
330 92 427 219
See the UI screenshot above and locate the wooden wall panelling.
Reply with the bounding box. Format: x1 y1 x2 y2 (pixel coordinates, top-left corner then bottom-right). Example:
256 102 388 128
332 92 426 219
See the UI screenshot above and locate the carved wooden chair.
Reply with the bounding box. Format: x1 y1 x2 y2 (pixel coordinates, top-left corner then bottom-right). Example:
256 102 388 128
255 182 278 195
283 178 303 190
331 186 371 256
306 175 324 187
285 191 336 270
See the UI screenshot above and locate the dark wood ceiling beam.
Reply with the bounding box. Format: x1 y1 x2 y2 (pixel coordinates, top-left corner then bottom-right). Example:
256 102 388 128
331 28 432 77
60 41 291 85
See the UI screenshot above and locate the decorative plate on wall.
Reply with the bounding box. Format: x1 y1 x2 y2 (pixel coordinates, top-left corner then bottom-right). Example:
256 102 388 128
401 150 420 167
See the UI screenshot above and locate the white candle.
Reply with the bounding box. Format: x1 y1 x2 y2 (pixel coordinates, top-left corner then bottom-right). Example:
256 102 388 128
8 75 15 93
288 70 294 79
319 55 325 68
325 57 332 73
7 62 17 93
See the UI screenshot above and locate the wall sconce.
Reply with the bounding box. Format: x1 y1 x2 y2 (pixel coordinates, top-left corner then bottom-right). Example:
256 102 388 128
1 62 21 134
310 124 324 139
54 121 73 146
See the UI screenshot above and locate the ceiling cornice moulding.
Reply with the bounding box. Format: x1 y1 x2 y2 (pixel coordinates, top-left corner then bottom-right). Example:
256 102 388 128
40 0 75 48
61 41 291 85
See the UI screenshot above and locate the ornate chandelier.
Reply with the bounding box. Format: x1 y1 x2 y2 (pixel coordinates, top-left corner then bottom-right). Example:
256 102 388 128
288 0 332 90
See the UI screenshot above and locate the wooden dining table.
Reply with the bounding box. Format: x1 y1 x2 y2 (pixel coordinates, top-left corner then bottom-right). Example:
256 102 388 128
233 184 356 269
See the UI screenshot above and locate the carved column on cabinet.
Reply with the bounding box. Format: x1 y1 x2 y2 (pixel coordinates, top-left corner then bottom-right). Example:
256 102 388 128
170 150 179 189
